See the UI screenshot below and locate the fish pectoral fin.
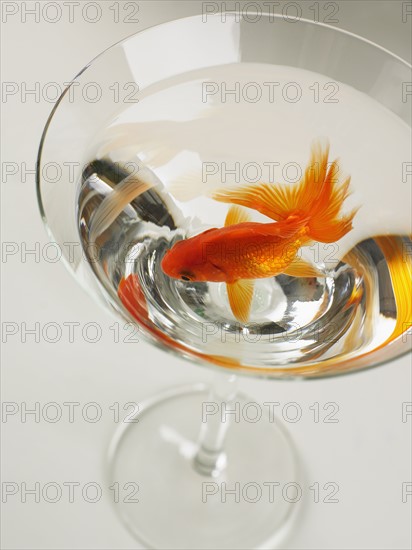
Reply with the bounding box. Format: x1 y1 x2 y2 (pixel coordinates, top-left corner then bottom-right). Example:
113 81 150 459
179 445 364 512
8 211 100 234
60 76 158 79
226 279 255 323
282 256 324 278
224 205 252 226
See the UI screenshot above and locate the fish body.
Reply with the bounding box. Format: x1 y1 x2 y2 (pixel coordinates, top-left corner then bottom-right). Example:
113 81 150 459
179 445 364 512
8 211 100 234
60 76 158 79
162 217 310 283
161 141 358 322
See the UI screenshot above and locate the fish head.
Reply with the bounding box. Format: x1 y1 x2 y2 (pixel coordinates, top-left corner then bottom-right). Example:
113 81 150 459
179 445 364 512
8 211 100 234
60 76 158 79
161 231 225 283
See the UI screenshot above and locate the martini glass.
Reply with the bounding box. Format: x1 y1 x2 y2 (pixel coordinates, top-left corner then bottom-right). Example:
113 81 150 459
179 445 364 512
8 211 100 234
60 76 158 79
37 13 411 549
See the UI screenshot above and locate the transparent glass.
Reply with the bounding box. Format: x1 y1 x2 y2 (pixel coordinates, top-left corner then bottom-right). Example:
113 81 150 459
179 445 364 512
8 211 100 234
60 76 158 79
37 13 412 549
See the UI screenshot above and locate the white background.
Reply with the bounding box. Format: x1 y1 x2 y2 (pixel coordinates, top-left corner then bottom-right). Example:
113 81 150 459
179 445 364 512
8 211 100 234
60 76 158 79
1 1 411 549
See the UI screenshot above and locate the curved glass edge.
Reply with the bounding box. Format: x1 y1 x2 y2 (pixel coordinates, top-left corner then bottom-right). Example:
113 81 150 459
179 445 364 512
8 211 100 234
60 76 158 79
116 302 412 381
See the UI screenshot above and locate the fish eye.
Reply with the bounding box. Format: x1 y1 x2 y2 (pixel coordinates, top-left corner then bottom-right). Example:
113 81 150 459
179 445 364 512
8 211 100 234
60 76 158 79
180 271 194 282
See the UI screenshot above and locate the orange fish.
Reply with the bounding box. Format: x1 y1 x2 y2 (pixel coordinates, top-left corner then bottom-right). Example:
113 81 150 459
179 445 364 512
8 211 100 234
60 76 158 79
161 142 358 323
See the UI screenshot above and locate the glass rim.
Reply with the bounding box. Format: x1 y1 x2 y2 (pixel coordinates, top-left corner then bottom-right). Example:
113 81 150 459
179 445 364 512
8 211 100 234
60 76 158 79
35 11 412 379
36 10 412 222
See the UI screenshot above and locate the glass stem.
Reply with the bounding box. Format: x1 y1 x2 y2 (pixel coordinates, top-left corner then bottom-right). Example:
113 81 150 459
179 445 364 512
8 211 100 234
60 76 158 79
193 373 238 477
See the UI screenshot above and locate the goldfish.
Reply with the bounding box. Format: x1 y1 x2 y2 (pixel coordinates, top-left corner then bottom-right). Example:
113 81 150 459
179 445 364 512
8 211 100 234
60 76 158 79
161 141 358 323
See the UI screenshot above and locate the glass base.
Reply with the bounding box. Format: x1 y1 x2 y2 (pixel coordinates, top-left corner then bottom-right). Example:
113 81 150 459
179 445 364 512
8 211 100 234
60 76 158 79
107 384 300 549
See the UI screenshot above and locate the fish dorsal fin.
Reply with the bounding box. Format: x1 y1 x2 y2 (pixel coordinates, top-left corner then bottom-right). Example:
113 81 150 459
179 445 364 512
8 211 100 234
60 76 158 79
224 205 252 227
226 279 255 323
282 256 324 278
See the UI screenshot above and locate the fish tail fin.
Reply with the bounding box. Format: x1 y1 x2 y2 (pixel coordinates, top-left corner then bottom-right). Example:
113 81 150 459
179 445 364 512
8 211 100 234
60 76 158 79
302 143 358 243
212 140 357 243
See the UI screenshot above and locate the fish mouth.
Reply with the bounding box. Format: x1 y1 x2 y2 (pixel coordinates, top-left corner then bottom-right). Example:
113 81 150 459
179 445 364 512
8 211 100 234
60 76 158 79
160 251 174 277
161 251 190 281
